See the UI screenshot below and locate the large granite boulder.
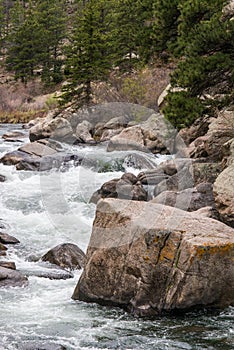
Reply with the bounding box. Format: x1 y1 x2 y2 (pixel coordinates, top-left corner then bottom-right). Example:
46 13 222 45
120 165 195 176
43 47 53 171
75 120 95 143
73 199 234 316
213 162 234 227
41 243 86 270
29 115 74 142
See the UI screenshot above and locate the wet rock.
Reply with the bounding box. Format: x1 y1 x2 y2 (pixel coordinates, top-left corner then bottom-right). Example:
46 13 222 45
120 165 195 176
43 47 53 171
213 163 234 227
20 341 67 350
73 198 234 316
0 243 7 251
22 263 74 280
19 142 57 157
0 233 20 244
0 266 28 288
2 131 26 142
151 183 215 212
90 174 148 204
0 174 6 182
41 243 86 270
0 261 16 270
0 141 83 171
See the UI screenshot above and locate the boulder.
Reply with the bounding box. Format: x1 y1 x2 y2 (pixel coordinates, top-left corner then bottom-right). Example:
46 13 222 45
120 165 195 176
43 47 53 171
20 342 66 350
0 266 28 288
0 261 16 270
75 120 95 143
29 116 74 142
213 163 234 227
21 263 74 280
41 243 86 270
73 199 234 316
107 125 147 152
0 174 6 182
0 141 83 171
0 233 20 244
2 131 26 142
0 243 7 252
190 109 234 161
90 173 148 204
151 183 215 212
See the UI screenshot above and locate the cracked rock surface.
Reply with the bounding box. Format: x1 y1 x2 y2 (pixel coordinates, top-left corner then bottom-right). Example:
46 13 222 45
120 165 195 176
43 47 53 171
73 198 234 316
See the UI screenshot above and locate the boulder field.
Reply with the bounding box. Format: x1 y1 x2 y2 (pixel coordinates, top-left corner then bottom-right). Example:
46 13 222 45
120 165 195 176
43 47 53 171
73 198 234 316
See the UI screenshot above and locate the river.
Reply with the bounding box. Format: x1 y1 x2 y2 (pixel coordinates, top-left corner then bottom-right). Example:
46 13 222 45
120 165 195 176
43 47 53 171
0 124 233 350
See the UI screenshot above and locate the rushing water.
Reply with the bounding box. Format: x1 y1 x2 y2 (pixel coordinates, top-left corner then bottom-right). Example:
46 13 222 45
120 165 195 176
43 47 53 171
0 124 233 350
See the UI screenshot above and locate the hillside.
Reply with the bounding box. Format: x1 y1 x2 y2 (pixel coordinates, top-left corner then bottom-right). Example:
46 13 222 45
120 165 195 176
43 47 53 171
0 0 233 127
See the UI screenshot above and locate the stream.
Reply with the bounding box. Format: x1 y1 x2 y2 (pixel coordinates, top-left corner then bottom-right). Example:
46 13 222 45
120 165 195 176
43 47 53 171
0 124 233 350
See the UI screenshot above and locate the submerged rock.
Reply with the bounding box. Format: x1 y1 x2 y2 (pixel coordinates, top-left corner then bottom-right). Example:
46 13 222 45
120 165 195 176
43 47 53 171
73 199 234 316
0 174 6 182
21 342 67 350
41 243 86 270
0 232 20 244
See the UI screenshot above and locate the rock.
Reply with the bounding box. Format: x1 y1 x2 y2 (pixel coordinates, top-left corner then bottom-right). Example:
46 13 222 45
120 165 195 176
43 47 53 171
0 233 20 244
91 175 148 204
192 161 222 185
222 0 234 21
29 116 74 142
0 174 6 182
213 163 234 227
21 263 74 280
20 342 67 350
0 261 16 270
178 115 212 146
41 243 86 270
194 206 219 220
0 266 28 288
0 141 83 171
190 109 234 161
19 142 57 157
151 183 215 212
75 120 95 143
99 128 123 142
73 199 234 316
0 243 7 251
2 131 26 142
107 125 147 152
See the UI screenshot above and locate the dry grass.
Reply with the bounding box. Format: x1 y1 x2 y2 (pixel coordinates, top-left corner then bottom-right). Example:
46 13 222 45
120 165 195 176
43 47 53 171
92 62 175 110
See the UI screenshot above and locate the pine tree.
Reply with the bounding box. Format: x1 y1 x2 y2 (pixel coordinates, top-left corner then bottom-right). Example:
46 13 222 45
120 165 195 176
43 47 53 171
164 6 234 129
113 0 153 69
62 0 114 105
5 0 42 83
35 0 67 84
177 0 226 54
152 0 180 56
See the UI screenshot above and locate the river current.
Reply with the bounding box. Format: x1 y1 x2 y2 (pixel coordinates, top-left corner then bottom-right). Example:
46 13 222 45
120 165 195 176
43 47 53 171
0 124 233 350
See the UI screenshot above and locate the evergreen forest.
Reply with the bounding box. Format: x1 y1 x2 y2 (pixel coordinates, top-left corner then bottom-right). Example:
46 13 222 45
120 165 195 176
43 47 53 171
0 0 233 129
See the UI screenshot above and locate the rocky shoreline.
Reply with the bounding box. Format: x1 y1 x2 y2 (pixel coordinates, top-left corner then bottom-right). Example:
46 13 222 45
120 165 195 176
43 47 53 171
1 102 234 318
